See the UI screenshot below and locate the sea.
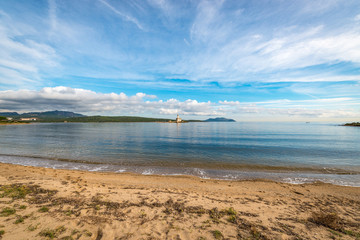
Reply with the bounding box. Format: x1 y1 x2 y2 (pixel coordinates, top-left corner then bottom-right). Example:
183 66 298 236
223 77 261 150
0 122 359 186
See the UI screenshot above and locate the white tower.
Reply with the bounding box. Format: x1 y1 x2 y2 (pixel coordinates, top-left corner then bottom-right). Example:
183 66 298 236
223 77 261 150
176 114 182 123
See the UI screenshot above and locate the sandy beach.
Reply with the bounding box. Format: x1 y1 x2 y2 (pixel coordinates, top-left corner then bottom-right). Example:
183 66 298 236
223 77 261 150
0 163 359 240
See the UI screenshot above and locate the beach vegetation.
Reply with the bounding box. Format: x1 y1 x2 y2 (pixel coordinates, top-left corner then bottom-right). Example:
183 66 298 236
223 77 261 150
328 229 343 239
28 223 40 231
225 207 237 216
187 206 206 215
308 211 360 239
19 205 27 209
0 184 57 203
39 228 56 239
0 207 16 216
250 226 263 239
327 228 360 240
71 229 80 235
209 208 224 223
39 226 67 239
56 226 67 234
39 206 49 212
14 215 25 224
0 230 5 237
0 184 30 199
139 209 147 218
200 220 212 229
227 215 237 223
65 210 74 216
83 229 92 237
212 230 224 239
309 211 342 231
342 229 360 238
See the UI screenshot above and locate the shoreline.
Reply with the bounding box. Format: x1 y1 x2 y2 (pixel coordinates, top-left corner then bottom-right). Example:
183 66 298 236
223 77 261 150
1 155 359 187
1 162 359 239
0 122 31 125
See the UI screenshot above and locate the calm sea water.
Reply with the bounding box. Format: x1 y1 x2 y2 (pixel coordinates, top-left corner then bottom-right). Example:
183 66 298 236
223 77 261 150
0 122 359 186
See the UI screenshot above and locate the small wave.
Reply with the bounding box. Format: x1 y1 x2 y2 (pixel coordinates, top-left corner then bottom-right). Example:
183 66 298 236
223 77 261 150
142 169 155 175
1 153 359 175
88 166 108 172
1 155 359 187
282 177 315 184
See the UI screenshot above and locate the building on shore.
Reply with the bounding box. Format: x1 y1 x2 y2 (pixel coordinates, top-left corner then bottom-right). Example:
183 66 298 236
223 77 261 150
20 118 38 121
176 114 182 123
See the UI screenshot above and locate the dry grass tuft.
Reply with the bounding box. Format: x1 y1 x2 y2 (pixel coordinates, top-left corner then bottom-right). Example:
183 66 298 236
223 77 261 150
309 211 342 231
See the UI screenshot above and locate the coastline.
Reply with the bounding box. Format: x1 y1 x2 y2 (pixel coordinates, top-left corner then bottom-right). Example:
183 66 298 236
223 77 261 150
1 154 359 187
0 122 31 125
1 163 359 239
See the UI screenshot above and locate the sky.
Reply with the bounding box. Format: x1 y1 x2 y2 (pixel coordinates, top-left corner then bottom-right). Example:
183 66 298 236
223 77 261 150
0 0 360 121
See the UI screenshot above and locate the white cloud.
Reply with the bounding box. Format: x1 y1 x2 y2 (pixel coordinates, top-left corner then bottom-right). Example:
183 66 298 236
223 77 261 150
219 98 360 119
0 87 359 121
0 87 220 116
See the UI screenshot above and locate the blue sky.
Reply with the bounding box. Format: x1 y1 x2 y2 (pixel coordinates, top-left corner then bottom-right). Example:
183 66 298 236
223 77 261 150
0 0 360 121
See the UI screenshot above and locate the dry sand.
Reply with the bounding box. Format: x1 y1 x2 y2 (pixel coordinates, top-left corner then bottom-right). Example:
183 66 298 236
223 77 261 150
0 162 359 240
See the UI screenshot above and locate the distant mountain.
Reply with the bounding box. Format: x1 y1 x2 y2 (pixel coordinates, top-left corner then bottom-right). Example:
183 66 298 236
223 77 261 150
0 111 85 120
204 117 236 122
0 112 19 117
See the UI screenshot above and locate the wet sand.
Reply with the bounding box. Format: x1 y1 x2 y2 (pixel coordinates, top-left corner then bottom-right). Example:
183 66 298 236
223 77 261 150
0 162 359 239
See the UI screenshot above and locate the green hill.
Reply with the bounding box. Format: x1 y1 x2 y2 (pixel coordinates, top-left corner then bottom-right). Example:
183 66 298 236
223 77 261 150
0 111 203 123
48 116 173 123
20 110 84 119
344 122 360 126
0 111 84 121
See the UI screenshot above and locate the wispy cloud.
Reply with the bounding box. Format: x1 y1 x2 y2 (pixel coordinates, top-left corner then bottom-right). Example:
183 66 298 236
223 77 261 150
178 23 360 83
300 0 340 14
355 14 360 21
48 0 57 32
99 0 145 31
190 0 229 44
0 11 58 88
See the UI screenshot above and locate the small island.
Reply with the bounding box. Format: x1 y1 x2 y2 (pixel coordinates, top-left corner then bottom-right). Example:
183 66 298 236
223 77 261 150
343 122 360 127
204 117 236 122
